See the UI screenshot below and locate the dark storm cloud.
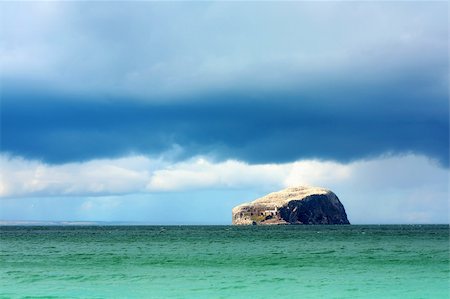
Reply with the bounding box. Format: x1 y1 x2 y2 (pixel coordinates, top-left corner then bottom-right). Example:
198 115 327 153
2 75 448 166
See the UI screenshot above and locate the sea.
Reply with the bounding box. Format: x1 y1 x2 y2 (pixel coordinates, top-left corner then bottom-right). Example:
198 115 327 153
0 225 449 299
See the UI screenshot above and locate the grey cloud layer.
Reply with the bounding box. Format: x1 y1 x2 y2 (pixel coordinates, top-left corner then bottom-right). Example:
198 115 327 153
1 2 446 96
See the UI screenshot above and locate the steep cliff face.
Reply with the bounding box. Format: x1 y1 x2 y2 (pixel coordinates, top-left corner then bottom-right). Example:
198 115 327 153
232 186 350 225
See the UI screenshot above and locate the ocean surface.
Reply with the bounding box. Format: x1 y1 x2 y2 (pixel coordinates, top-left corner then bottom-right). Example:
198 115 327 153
1 225 448 299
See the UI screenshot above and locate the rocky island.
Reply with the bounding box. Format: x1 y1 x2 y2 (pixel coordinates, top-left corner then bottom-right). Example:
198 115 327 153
232 186 350 225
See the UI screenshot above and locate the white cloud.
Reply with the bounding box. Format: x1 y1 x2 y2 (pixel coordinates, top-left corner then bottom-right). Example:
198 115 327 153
1 154 447 197
0 155 153 197
284 160 352 187
146 158 288 192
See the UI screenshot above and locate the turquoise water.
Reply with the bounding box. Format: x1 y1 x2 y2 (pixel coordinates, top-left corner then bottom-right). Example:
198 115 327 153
1 225 449 298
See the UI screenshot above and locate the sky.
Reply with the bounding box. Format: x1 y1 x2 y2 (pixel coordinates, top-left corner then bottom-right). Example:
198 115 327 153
0 1 448 224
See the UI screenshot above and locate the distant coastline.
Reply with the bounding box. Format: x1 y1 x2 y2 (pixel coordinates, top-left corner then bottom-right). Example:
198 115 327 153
0 220 161 226
1 221 448 226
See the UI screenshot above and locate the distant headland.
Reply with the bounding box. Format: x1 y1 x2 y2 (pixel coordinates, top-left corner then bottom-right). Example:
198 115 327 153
232 186 350 225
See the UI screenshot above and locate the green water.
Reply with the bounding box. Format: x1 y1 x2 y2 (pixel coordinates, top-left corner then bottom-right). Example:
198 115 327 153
1 225 449 298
